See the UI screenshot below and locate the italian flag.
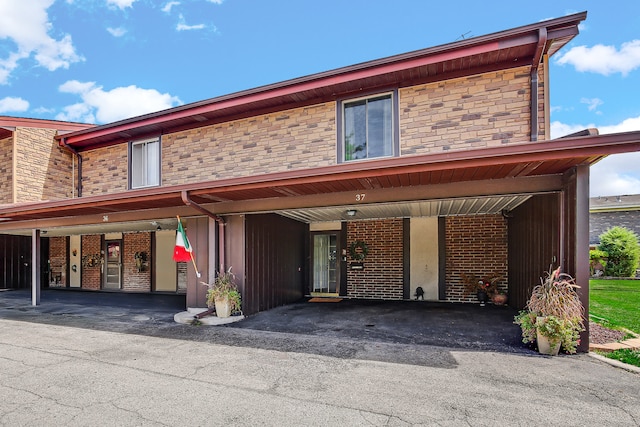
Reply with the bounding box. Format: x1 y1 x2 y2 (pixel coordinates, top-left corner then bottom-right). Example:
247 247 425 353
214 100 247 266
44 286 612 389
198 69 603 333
173 220 192 262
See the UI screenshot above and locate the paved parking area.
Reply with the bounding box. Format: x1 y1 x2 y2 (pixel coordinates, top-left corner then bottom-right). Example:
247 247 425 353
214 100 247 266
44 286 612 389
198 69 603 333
2 289 639 426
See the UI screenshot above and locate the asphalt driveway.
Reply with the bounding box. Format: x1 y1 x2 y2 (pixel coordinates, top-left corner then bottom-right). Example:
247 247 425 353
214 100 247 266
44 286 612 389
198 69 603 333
1 289 524 366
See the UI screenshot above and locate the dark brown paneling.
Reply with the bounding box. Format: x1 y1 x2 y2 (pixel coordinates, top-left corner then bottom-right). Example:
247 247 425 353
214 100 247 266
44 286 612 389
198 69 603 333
563 165 590 351
244 214 307 315
186 217 210 308
0 235 31 289
508 193 560 310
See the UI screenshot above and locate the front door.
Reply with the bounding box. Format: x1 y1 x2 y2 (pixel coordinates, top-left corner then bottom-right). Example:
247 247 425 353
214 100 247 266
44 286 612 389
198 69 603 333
311 233 339 295
104 240 122 290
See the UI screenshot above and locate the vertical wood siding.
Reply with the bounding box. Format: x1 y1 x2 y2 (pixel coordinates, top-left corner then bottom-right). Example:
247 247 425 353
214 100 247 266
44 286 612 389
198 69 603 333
0 235 31 289
508 193 560 310
244 214 307 315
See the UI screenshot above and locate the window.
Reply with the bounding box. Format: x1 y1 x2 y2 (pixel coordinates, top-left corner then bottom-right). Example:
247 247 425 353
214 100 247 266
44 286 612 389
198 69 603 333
130 137 160 189
339 92 397 162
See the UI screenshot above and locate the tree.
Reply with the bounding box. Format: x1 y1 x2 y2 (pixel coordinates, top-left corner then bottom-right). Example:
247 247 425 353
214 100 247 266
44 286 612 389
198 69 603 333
598 226 640 277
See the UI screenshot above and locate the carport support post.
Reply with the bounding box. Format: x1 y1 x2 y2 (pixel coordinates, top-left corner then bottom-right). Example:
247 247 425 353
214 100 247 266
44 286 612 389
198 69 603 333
31 229 41 306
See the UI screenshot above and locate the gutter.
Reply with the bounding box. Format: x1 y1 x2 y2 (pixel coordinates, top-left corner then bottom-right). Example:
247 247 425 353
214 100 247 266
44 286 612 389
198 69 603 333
530 27 547 142
181 190 226 273
60 137 83 197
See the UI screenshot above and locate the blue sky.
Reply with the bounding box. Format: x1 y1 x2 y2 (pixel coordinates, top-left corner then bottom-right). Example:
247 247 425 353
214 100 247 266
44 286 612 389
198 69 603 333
1 0 639 197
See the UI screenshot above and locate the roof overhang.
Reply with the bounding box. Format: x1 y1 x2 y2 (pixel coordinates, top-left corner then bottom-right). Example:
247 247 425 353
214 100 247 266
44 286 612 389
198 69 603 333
0 116 94 140
56 12 587 151
2 130 639 232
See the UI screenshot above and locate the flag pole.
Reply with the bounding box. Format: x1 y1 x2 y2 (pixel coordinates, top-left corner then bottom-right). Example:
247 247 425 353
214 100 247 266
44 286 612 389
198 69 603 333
177 216 201 278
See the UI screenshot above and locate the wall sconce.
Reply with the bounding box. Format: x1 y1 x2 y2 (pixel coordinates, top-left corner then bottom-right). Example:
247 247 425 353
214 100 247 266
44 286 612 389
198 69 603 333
346 209 357 217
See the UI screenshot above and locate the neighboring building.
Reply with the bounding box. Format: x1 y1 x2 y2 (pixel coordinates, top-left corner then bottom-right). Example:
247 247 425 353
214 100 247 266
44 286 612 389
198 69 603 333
590 194 640 245
2 12 640 351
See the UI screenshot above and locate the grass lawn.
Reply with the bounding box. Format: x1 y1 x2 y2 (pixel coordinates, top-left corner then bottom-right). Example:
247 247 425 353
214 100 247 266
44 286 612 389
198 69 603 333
590 279 640 334
590 279 640 368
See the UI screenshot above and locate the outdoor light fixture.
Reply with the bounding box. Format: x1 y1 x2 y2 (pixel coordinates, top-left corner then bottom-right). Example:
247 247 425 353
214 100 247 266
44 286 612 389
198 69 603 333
346 209 357 217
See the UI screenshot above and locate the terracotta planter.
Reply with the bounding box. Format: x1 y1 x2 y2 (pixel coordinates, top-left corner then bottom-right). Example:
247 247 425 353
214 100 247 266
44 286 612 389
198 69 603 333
492 293 508 306
215 297 232 318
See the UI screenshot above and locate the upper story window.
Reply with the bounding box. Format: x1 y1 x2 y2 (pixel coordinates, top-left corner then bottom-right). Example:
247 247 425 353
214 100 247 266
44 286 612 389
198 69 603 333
130 137 160 189
339 91 398 162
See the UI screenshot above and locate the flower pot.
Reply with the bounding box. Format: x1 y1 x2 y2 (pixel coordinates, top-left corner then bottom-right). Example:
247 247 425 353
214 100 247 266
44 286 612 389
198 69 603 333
476 291 488 306
214 297 232 318
492 293 508 306
536 317 561 355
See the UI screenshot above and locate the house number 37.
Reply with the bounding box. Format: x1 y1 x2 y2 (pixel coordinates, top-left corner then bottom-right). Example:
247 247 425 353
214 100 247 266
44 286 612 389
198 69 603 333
356 193 366 202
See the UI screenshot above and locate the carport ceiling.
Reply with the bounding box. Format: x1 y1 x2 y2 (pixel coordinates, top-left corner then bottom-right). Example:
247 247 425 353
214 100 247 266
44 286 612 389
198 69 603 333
277 194 533 223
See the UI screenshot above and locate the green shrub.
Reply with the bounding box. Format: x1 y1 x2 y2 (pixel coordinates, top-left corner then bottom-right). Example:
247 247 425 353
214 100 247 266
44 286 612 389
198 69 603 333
589 249 608 276
598 226 640 278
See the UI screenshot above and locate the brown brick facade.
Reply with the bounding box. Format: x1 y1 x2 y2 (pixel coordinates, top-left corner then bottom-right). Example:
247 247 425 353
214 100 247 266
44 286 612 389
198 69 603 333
346 219 404 299
0 136 12 203
161 103 336 185
14 127 73 202
122 232 151 292
400 66 537 155
81 144 128 196
445 215 508 302
48 237 67 287
79 68 544 194
81 235 102 290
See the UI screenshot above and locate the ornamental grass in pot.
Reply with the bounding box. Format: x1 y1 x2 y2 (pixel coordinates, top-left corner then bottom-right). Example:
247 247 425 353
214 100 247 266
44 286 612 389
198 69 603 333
201 268 242 318
514 266 585 355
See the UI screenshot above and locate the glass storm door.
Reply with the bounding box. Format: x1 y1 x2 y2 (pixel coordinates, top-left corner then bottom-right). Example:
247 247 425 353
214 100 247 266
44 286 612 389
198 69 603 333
104 240 122 289
312 233 338 294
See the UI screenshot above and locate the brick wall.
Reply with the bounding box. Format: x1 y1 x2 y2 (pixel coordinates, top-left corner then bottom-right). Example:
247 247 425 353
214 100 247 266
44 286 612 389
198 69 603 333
590 211 640 245
445 215 508 302
161 103 336 185
81 235 102 290
14 127 73 202
346 219 404 299
81 144 128 196
77 67 543 193
400 66 534 155
0 136 12 203
122 232 151 292
49 237 67 287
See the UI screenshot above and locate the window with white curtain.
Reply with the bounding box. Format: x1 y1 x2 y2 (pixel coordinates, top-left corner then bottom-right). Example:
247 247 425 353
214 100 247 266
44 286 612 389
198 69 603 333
130 137 160 189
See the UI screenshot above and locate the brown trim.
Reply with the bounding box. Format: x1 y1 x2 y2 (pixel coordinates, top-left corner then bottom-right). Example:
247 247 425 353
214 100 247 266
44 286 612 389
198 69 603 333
0 116 93 132
55 13 587 149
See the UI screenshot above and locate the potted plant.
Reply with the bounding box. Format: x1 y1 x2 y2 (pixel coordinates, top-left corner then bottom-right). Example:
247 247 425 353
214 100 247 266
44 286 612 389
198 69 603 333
514 266 585 355
460 272 501 306
201 268 242 318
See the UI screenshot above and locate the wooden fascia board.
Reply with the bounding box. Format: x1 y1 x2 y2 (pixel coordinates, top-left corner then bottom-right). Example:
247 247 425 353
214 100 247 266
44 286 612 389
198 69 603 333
196 175 564 215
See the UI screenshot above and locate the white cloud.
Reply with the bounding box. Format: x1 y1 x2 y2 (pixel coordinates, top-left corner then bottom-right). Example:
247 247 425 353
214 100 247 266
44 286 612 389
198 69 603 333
551 115 640 197
176 14 205 31
106 0 137 10
207 0 224 4
0 0 83 84
107 27 127 37
162 1 180 13
56 80 182 124
0 96 29 113
580 97 603 112
556 40 640 76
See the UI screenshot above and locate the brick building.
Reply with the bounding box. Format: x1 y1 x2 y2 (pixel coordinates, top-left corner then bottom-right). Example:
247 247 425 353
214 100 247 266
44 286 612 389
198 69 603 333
2 12 640 350
590 194 640 245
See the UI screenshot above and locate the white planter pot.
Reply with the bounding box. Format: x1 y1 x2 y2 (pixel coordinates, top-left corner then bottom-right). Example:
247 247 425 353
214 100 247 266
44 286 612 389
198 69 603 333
536 317 561 356
215 297 232 318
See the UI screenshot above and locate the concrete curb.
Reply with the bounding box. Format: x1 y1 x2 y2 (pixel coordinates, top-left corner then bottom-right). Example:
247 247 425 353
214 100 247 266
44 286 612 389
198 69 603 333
174 307 245 325
588 352 640 374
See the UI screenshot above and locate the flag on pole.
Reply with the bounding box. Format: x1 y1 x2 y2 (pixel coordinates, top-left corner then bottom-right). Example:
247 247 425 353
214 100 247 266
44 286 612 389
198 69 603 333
173 219 192 262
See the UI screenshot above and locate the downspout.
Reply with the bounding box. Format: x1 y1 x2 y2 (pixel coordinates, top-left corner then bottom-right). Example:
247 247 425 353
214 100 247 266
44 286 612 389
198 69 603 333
181 190 226 272
61 137 83 197
530 27 547 142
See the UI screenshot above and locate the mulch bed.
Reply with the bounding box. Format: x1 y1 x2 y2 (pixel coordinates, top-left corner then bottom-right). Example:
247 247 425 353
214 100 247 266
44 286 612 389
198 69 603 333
589 321 626 344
